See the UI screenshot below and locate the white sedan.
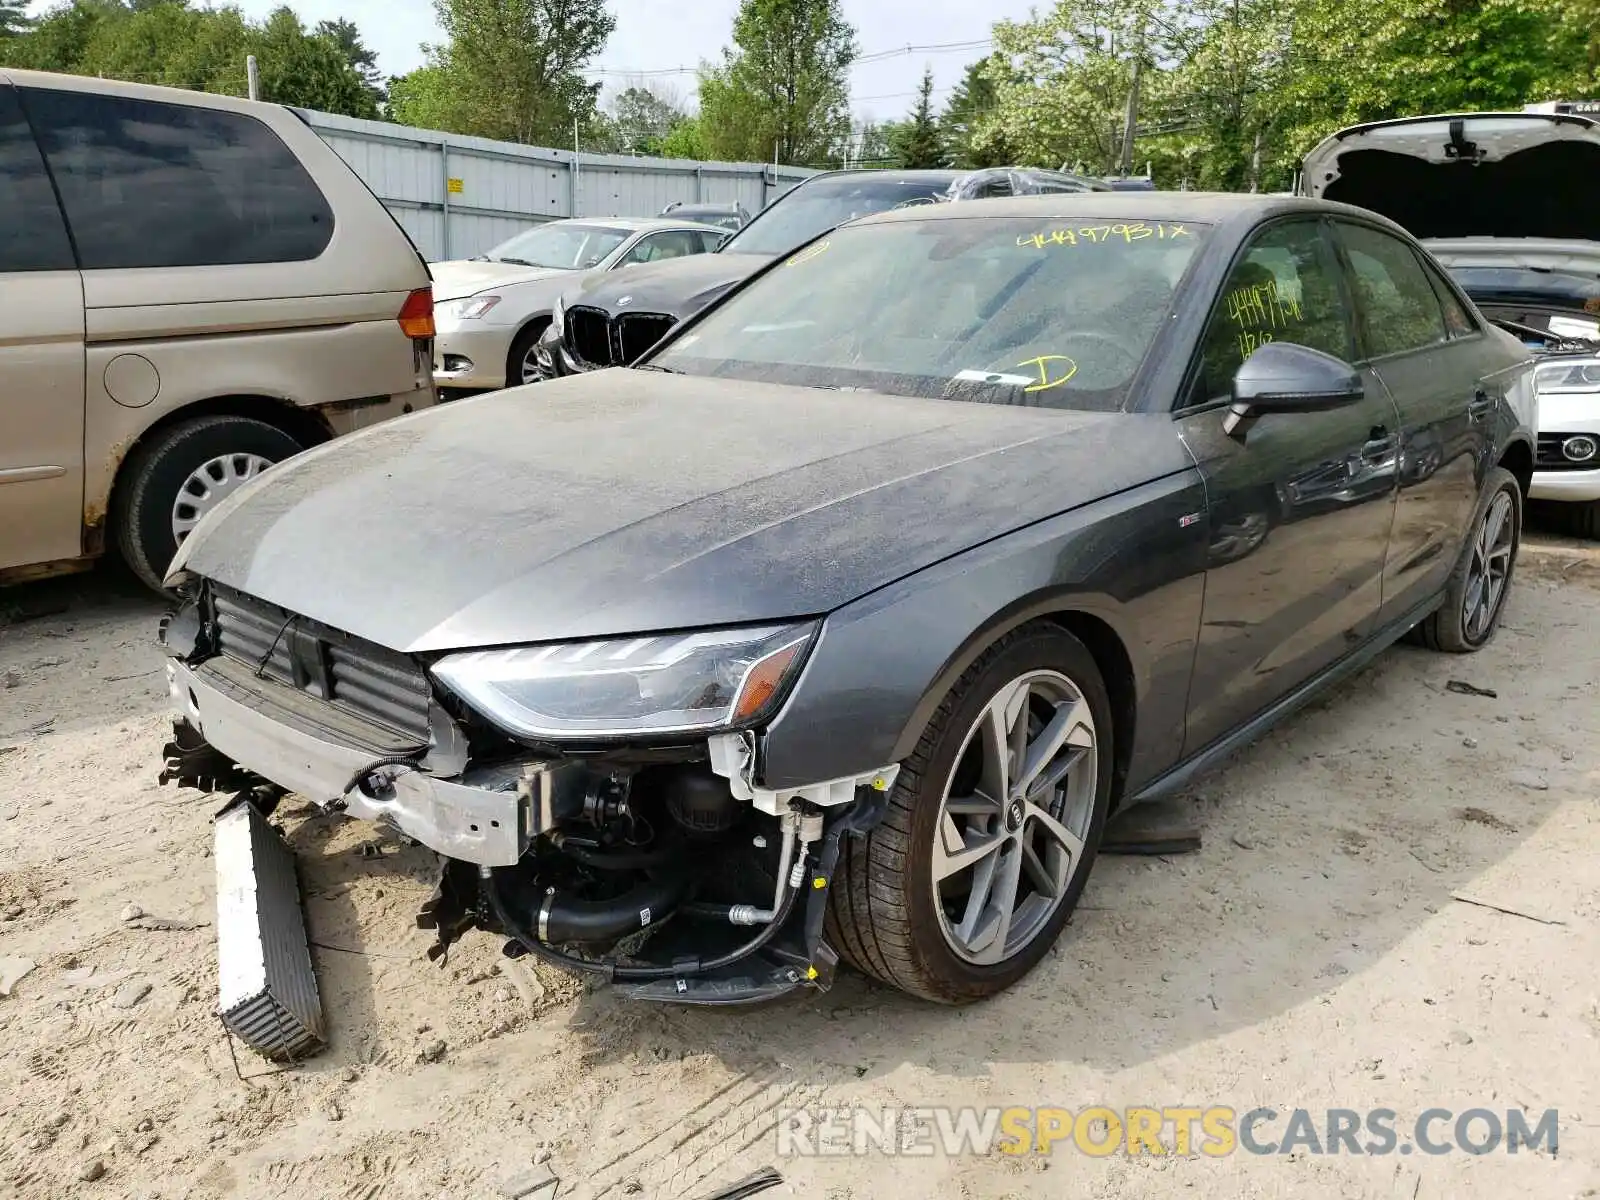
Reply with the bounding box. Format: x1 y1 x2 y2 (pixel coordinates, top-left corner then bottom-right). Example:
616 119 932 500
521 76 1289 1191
431 217 729 393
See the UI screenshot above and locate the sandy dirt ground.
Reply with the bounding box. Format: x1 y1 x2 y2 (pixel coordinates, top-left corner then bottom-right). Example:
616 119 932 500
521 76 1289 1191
1 533 1597 1200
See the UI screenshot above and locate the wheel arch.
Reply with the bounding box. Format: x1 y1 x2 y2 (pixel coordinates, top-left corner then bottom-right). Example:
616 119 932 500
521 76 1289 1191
505 313 554 383
888 593 1143 808
94 394 332 556
1497 435 1533 502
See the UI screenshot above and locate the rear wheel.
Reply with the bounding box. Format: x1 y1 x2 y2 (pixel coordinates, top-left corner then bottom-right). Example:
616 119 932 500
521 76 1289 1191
114 416 302 592
826 625 1112 1003
1410 466 1521 652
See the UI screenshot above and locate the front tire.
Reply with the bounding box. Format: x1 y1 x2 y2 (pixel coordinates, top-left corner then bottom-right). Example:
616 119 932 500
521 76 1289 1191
114 416 302 592
826 624 1113 1003
1411 466 1521 653
507 319 552 387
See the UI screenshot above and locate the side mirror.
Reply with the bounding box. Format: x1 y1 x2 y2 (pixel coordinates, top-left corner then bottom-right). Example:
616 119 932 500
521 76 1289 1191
1224 342 1364 436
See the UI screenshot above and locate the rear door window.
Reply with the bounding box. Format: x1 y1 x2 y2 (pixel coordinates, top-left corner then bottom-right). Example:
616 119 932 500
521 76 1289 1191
0 86 76 273
1417 255 1477 339
21 87 334 270
1335 222 1451 358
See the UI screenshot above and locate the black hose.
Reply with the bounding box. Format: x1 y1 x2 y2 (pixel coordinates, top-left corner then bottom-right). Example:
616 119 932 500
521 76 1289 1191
549 832 679 871
539 872 691 943
483 863 803 982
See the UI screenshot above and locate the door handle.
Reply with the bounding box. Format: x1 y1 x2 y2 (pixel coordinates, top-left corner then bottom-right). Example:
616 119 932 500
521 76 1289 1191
1467 390 1495 422
1361 425 1397 457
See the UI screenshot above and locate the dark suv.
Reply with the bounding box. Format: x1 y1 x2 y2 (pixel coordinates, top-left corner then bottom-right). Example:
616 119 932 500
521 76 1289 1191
536 167 1110 377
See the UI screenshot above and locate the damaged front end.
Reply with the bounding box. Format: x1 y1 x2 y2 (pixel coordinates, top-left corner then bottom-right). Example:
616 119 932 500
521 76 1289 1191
160 582 897 1005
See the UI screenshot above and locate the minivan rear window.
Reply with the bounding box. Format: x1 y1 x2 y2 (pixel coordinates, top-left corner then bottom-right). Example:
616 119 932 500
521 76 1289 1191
21 87 335 270
0 86 75 273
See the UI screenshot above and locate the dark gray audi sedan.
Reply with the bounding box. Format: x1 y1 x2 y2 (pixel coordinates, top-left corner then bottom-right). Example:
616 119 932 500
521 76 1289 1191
159 194 1536 1007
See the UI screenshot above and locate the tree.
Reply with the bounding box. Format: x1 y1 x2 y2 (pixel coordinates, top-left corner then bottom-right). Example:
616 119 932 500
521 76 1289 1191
1 0 380 119
606 82 687 154
399 0 615 144
854 117 890 165
658 114 708 159
940 57 1016 169
0 0 31 42
1277 0 1590 158
696 0 857 165
247 7 378 117
316 17 385 110
984 0 1183 175
887 66 943 168
387 64 456 130
1157 0 1297 192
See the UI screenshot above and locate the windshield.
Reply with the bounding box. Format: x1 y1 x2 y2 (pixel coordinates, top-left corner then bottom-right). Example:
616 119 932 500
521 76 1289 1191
653 215 1208 410
1450 265 1600 306
481 223 630 269
720 175 958 258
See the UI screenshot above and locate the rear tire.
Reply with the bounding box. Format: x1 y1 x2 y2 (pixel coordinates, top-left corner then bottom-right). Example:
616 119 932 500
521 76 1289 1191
1410 467 1521 653
114 416 302 592
826 624 1113 1003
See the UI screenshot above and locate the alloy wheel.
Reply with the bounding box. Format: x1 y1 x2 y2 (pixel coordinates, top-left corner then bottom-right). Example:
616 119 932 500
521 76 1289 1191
519 343 544 384
931 669 1098 965
171 453 275 544
1463 490 1514 641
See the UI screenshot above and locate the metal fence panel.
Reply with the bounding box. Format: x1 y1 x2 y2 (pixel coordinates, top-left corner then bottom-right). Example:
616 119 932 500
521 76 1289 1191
299 109 816 263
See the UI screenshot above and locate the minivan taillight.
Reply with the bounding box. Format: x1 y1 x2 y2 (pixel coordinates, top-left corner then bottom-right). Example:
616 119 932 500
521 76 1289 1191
398 287 435 339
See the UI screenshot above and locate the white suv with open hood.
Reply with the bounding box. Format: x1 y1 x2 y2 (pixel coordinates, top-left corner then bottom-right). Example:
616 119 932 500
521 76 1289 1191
1303 112 1600 535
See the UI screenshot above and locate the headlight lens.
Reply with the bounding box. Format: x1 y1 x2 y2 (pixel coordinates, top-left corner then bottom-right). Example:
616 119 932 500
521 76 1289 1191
441 294 502 320
1534 358 1600 394
431 622 817 738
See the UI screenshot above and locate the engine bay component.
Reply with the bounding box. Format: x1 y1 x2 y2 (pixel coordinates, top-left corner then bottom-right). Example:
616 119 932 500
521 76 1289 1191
214 800 324 1060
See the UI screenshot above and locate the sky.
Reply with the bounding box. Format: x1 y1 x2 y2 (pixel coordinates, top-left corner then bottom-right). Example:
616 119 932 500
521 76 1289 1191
229 0 1040 123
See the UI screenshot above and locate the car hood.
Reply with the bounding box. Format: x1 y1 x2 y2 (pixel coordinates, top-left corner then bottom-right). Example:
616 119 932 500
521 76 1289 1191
169 373 1188 654
1302 113 1600 248
566 253 773 319
432 259 575 301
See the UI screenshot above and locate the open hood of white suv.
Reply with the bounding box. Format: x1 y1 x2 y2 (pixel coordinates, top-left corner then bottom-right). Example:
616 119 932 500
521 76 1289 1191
1302 113 1600 248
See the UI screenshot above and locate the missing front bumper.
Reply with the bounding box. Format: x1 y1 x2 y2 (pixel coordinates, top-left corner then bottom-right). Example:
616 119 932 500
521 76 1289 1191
167 658 536 866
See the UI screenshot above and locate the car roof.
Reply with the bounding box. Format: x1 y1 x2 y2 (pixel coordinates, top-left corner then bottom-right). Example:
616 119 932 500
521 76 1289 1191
799 168 966 187
551 217 729 234
849 190 1399 234
668 202 745 211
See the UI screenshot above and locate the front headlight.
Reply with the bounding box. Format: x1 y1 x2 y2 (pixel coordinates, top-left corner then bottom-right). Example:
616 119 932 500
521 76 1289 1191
1534 358 1600 394
430 622 817 738
440 294 502 321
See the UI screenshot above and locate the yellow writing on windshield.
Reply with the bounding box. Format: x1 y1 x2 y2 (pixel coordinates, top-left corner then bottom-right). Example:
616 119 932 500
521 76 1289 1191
1017 223 1192 250
1016 355 1079 392
786 240 831 267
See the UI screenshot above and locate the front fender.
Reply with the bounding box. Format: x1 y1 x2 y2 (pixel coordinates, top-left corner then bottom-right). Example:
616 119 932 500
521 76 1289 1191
758 470 1211 793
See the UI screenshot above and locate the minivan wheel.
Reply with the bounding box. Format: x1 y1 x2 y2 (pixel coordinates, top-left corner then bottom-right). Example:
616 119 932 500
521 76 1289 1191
1410 466 1521 653
826 624 1112 1003
114 416 303 592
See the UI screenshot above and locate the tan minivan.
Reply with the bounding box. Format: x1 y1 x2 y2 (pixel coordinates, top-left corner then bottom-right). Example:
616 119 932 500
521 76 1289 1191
0 70 436 591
